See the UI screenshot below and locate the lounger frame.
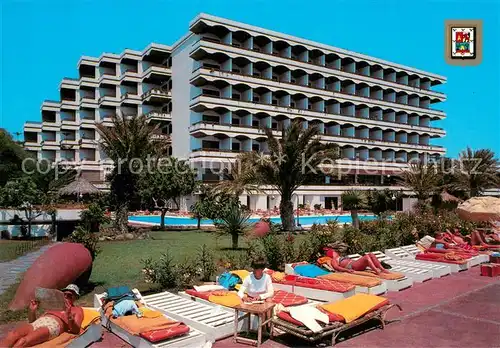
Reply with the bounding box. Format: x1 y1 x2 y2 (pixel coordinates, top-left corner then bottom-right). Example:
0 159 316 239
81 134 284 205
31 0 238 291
94 290 206 348
142 290 237 342
367 251 434 282
385 248 452 277
347 253 431 284
66 321 102 348
285 263 387 296
271 304 401 346
386 247 467 272
403 244 487 267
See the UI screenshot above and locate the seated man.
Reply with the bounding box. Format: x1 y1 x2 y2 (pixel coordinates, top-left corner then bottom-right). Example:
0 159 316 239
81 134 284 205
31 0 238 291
324 245 390 275
1 284 83 348
470 230 500 249
237 257 274 302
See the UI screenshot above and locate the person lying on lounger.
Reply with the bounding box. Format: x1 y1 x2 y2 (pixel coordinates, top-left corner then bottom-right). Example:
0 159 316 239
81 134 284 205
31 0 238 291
237 257 274 302
1 284 83 348
323 243 390 275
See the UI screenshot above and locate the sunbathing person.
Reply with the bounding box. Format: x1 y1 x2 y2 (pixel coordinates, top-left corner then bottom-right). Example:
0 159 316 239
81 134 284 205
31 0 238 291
1 284 83 348
470 230 500 249
323 244 390 275
237 257 274 302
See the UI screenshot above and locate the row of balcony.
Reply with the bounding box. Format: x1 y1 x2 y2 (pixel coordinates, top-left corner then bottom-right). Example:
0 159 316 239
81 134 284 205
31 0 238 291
195 36 444 93
192 65 442 114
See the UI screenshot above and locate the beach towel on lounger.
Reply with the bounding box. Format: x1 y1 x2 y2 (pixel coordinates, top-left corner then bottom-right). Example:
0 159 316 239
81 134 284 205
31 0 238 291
103 302 189 342
320 294 389 323
318 273 382 287
33 308 101 348
294 264 330 278
208 291 242 308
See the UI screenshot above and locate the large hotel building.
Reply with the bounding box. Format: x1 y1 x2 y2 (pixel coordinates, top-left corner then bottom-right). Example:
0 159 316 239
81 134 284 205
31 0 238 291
23 14 447 211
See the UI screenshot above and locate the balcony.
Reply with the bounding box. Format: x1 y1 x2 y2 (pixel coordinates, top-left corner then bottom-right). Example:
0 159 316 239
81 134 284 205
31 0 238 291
120 93 141 103
98 95 119 105
150 133 171 141
79 138 98 148
190 94 446 137
192 38 446 100
141 88 171 103
191 67 445 119
145 110 172 120
142 64 171 80
189 121 444 154
120 69 140 80
24 121 42 132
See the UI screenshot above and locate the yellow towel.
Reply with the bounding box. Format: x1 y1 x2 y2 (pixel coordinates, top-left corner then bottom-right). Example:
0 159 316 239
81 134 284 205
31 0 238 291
320 293 387 323
208 292 242 308
231 269 250 281
271 272 286 282
80 308 101 329
353 270 405 280
140 307 163 319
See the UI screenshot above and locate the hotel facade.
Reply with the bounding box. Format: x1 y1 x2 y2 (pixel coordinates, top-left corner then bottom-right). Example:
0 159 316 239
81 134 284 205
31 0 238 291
23 14 447 211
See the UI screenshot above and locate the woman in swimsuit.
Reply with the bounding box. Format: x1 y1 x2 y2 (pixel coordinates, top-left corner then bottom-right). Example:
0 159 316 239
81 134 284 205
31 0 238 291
324 246 390 275
1 284 83 347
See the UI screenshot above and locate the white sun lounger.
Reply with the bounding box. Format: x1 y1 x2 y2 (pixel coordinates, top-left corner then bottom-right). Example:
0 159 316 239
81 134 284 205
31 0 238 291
142 290 237 342
345 254 414 290
366 251 434 282
386 246 468 273
94 289 207 348
403 244 486 267
66 308 102 348
284 263 387 296
384 248 452 277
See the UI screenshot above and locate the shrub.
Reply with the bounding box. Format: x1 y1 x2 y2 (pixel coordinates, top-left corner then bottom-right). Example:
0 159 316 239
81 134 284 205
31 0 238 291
196 244 217 282
80 202 110 232
142 251 178 290
68 226 101 260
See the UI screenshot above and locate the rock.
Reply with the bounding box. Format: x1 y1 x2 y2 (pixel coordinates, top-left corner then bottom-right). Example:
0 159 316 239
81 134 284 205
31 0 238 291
114 234 125 241
98 236 107 242
124 233 135 240
137 234 145 240
105 236 113 241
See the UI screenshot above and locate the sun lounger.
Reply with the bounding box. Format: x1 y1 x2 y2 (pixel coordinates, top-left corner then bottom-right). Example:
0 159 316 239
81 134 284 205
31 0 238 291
362 251 435 282
386 246 468 272
267 270 356 303
94 290 207 348
33 307 102 348
384 247 452 277
345 254 416 289
271 296 401 346
406 243 487 267
285 263 387 295
142 290 236 342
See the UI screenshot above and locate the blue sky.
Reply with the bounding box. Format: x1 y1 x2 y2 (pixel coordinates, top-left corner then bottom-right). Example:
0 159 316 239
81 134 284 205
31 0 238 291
1 0 499 158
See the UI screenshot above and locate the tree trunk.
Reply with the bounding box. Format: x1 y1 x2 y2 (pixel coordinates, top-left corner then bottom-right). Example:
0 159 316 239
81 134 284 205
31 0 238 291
351 209 360 229
160 209 166 230
115 204 129 234
231 232 239 249
280 198 295 231
197 216 201 230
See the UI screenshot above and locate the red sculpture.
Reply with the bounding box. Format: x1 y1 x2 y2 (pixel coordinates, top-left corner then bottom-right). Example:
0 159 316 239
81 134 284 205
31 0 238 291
9 243 92 311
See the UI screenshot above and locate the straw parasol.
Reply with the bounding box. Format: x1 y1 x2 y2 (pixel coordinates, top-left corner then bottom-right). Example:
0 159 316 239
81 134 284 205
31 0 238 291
440 191 463 203
59 176 99 201
456 196 500 222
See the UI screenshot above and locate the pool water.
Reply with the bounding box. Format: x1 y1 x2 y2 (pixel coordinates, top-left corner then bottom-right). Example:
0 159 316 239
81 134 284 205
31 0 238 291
128 214 380 226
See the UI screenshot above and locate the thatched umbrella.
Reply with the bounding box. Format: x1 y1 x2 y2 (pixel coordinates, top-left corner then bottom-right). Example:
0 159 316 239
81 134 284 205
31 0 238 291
456 196 500 222
440 191 462 203
59 176 99 202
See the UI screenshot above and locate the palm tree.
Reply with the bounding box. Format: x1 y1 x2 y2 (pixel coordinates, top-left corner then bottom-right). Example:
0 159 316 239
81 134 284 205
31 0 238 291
452 147 499 197
243 121 338 231
214 199 252 249
399 162 441 203
97 113 169 233
213 153 262 198
341 190 366 229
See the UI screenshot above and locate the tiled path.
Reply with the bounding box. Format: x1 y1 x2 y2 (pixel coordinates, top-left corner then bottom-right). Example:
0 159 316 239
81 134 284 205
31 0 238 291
1 265 499 347
0 243 56 296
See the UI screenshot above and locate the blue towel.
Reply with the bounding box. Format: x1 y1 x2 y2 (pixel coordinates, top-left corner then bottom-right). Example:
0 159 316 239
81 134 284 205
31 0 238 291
294 264 330 278
436 243 445 249
112 299 142 318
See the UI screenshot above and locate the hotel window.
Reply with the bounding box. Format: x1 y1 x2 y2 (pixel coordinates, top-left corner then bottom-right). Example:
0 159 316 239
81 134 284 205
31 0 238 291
252 143 260 152
232 142 241 151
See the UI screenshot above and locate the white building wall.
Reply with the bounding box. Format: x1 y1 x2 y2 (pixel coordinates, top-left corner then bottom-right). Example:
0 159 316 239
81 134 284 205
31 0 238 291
170 35 197 159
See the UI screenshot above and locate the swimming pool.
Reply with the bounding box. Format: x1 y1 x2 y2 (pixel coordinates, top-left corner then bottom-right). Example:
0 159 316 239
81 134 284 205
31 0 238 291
128 214 380 226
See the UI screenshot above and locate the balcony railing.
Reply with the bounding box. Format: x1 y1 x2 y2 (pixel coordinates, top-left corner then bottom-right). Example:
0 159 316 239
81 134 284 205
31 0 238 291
151 133 172 141
197 37 444 95
141 88 170 99
192 66 444 115
145 110 171 119
121 92 139 100
98 95 117 103
191 94 445 134
190 121 443 150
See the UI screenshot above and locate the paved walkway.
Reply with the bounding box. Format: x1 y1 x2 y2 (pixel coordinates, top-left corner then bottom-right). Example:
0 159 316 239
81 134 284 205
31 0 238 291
0 243 56 296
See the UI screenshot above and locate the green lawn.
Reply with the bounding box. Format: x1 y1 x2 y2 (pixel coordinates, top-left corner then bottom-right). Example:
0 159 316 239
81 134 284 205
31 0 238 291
89 231 252 291
0 239 50 262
